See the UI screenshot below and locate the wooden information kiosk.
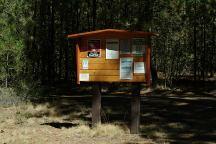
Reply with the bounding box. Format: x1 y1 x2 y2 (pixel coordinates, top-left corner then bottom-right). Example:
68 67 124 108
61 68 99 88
67 29 156 134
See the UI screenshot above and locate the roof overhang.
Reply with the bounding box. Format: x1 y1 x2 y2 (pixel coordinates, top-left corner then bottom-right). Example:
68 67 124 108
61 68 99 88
67 29 158 39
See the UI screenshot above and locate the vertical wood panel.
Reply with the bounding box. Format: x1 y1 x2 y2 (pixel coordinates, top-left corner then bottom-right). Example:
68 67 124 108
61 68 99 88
145 37 151 86
76 42 80 84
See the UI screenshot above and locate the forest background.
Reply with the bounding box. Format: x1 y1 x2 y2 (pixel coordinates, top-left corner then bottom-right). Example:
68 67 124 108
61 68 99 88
0 0 216 97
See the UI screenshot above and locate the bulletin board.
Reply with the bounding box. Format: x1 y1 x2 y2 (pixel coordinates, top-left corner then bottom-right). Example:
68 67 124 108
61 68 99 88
68 29 153 84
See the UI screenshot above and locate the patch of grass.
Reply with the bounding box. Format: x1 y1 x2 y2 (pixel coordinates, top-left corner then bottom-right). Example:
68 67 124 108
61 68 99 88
62 124 128 137
15 103 57 119
62 124 154 143
0 88 16 97
93 124 128 137
0 88 24 106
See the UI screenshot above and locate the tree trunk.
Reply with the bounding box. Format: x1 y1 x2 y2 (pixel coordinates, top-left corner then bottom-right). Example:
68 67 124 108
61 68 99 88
203 24 206 80
210 24 215 77
48 0 55 84
5 53 9 88
92 0 96 30
193 1 197 81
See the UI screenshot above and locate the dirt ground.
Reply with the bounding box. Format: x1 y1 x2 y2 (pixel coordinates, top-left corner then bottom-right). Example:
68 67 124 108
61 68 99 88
0 104 153 144
0 81 216 144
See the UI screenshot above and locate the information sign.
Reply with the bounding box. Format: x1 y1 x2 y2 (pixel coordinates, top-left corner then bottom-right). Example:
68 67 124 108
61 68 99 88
120 58 133 79
106 39 119 59
82 59 88 69
134 62 145 73
88 40 101 57
80 73 89 81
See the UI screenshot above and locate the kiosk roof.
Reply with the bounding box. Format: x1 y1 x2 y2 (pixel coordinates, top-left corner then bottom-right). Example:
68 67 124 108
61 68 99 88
67 29 157 39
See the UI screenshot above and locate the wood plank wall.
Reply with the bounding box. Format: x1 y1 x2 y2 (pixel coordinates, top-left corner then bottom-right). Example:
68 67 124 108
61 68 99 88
78 37 150 83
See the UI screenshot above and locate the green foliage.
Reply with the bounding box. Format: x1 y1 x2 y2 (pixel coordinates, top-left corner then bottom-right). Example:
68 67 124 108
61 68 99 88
152 0 216 86
0 0 32 87
0 0 216 89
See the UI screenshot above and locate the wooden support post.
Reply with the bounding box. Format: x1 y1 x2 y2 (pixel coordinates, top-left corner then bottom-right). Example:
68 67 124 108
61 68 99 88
76 41 80 85
145 36 151 87
145 37 152 96
130 84 141 134
92 84 101 126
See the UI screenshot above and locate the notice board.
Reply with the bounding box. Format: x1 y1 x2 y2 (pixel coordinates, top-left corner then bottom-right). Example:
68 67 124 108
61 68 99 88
68 29 153 84
77 38 149 83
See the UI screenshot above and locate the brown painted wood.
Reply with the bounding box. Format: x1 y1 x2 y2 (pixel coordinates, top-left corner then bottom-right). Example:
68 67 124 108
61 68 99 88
76 42 80 84
80 49 105 58
80 63 119 70
68 29 156 39
92 84 101 126
80 70 119 76
80 57 144 64
70 29 155 84
145 37 151 86
80 58 119 64
89 76 145 82
130 84 141 134
68 29 156 133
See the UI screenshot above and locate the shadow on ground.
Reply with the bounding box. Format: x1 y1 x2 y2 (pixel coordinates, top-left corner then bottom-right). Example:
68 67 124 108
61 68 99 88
41 122 78 129
32 82 216 144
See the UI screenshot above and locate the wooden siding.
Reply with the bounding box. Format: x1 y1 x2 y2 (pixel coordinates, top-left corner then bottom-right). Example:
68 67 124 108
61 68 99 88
78 37 148 83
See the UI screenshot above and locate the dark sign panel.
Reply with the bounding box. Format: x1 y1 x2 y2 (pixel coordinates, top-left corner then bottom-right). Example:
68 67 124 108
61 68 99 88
88 39 101 57
120 39 131 54
132 38 145 56
88 51 100 57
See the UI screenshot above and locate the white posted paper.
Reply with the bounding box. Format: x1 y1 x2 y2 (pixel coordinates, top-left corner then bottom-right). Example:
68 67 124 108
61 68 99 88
120 58 133 80
134 62 145 73
80 73 89 81
106 39 119 59
82 59 88 69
